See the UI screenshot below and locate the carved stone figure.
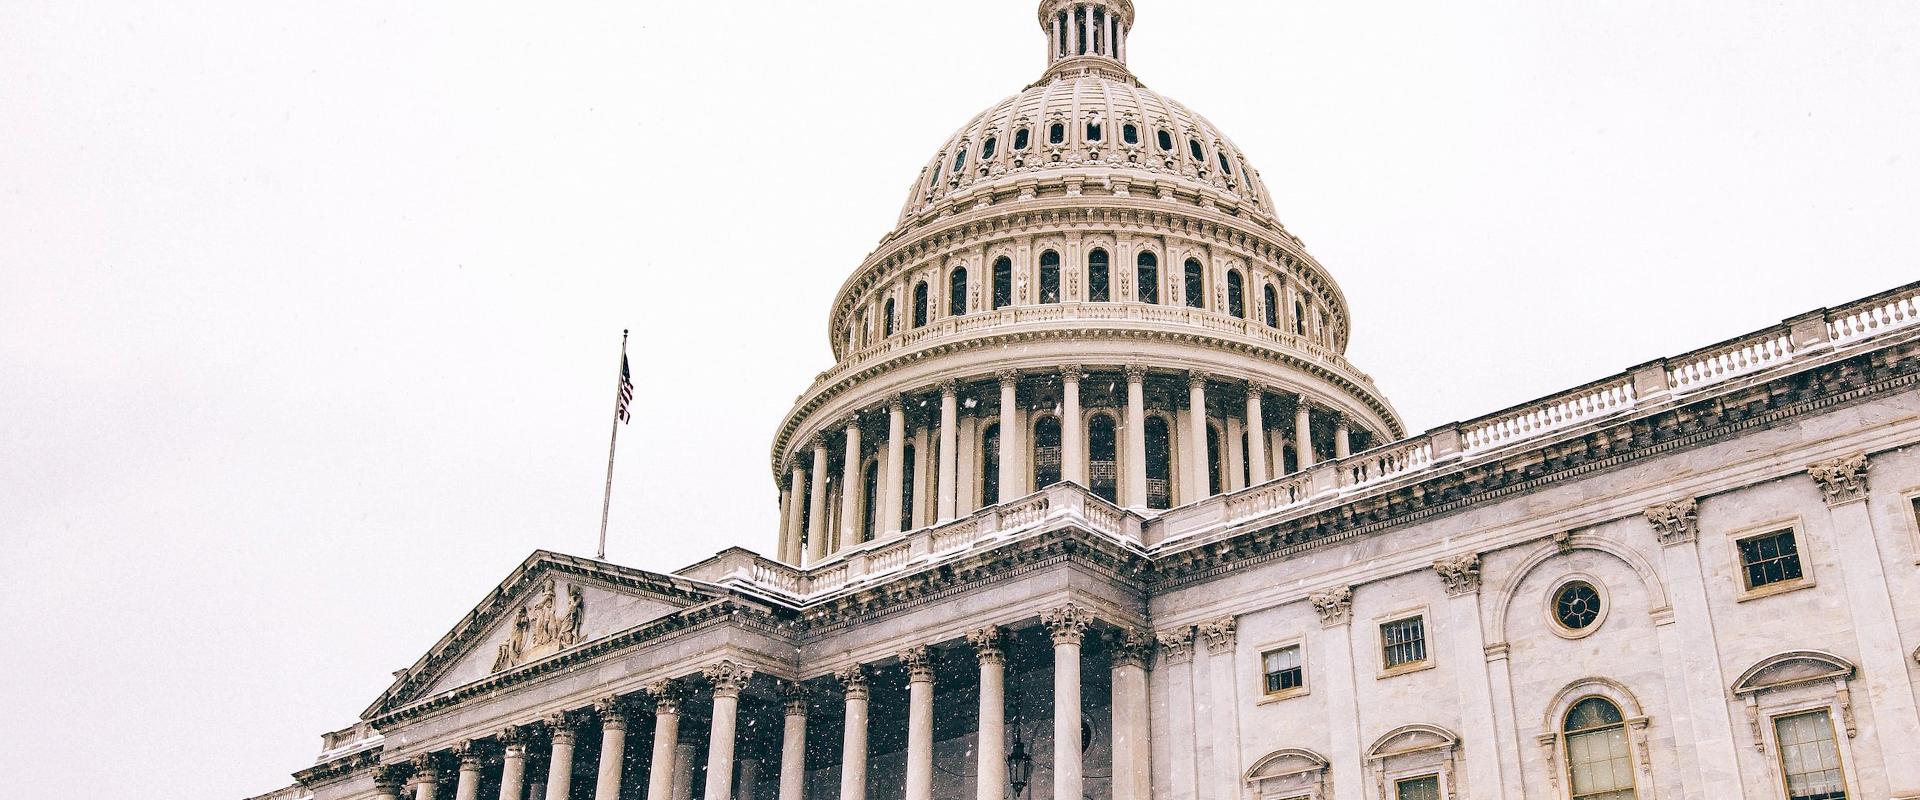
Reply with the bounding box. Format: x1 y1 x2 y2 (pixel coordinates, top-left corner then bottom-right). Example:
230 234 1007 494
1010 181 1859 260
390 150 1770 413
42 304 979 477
491 577 587 672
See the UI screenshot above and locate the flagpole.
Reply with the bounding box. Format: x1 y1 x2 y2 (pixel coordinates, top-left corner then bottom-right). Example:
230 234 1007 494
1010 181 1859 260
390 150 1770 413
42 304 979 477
596 329 629 560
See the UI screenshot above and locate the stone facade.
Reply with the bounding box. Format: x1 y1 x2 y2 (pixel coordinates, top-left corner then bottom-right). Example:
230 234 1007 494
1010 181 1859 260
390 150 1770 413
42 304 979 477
253 3 1920 800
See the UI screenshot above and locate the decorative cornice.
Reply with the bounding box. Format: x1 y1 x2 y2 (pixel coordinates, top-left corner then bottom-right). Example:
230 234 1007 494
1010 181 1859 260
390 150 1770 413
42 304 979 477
1432 554 1482 596
1042 603 1093 644
1310 587 1353 627
899 645 936 683
1643 498 1699 546
1808 454 1870 506
1156 628 1194 665
1197 616 1237 654
704 660 754 697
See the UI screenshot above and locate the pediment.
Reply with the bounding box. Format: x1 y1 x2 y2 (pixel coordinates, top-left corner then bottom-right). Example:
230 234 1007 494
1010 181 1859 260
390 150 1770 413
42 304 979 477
364 551 726 718
1245 748 1329 782
1368 724 1458 760
1733 650 1856 697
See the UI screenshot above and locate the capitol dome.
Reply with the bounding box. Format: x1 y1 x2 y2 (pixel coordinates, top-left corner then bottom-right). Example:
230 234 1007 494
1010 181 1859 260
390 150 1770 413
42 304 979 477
767 0 1405 566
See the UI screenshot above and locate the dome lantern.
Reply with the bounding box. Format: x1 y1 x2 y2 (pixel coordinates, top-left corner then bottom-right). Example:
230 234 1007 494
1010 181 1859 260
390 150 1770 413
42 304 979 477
1038 0 1135 77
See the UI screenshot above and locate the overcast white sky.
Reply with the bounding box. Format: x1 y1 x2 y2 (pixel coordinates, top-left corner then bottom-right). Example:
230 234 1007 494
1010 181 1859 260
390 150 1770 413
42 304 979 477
2 1 1915 796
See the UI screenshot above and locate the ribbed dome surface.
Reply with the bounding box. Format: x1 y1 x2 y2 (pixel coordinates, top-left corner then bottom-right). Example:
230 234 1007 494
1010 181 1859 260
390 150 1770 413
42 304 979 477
901 70 1277 221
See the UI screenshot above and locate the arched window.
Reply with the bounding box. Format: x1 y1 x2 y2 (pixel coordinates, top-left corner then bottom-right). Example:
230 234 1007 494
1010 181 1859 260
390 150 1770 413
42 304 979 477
1206 425 1223 496
949 268 969 317
1039 251 1061 304
993 257 1013 309
1122 124 1139 145
860 460 880 543
928 164 941 188
1184 259 1206 309
1263 283 1280 327
1217 152 1233 175
900 444 917 531
1294 301 1308 336
1145 416 1173 509
1227 270 1246 318
882 298 897 337
1088 249 1111 302
1157 129 1174 152
1089 415 1118 503
1014 128 1030 151
954 149 967 173
1189 138 1206 162
982 137 998 160
1137 252 1159 304
1049 123 1066 145
1086 121 1103 142
854 310 868 347
1563 698 1638 800
981 423 1001 506
1033 416 1062 489
912 282 930 328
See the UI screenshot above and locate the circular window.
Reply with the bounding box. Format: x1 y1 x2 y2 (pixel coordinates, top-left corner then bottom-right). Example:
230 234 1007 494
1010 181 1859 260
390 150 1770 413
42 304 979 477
1549 579 1608 637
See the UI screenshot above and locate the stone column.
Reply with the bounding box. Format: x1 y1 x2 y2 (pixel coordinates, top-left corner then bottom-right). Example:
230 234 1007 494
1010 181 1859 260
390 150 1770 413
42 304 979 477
841 418 863 547
1186 372 1210 499
1062 367 1086 486
453 742 483 800
778 684 810 800
1108 628 1154 800
740 760 760 800
592 697 630 800
498 726 529 800
645 682 683 800
838 666 871 800
884 396 908 535
938 380 960 521
411 756 441 800
1124 366 1148 508
1333 414 1351 460
969 627 1008 800
543 713 579 800
998 371 1020 499
1198 617 1243 800
901 646 936 800
1642 498 1741 798
1432 555 1508 799
1310 588 1363 800
1293 398 1315 471
705 661 754 800
1156 630 1197 800
672 742 696 800
1809 455 1920 797
785 464 807 564
807 437 830 563
1245 385 1268 485
1044 604 1091 800
375 765 409 800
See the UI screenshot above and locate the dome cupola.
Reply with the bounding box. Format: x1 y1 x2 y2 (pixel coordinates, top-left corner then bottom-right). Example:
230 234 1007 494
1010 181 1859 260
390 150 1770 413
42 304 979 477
1038 0 1135 78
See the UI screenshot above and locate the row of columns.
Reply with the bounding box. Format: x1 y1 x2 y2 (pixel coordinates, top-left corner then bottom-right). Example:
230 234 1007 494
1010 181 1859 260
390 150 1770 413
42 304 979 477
1049 5 1127 63
779 367 1361 565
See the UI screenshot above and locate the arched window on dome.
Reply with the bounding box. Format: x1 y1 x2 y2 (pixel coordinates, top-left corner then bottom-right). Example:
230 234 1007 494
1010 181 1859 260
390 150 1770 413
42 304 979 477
1563 697 1639 800
860 459 880 544
1189 138 1206 162
912 282 930 328
953 149 967 173
1033 415 1062 490
1123 124 1139 145
1184 259 1206 309
982 137 998 160
1049 123 1066 146
1206 424 1224 497
980 423 1001 506
1086 121 1103 142
1088 249 1111 302
929 164 941 188
1218 151 1233 176
949 268 969 317
1014 128 1030 151
992 257 1013 309
1137 252 1160 304
1157 129 1174 152
1227 270 1246 318
883 297 897 337
1089 414 1118 503
900 443 917 531
1263 283 1280 328
854 310 868 347
1039 251 1061 304
1295 301 1308 336
1144 415 1173 510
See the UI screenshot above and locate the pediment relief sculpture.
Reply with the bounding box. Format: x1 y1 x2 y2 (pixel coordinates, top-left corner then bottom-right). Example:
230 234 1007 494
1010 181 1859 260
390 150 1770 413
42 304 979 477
491 577 586 672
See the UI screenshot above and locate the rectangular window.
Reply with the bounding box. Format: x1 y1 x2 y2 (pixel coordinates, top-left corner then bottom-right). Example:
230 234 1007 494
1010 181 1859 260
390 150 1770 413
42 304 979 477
1738 528 1805 590
1775 711 1847 800
1262 645 1303 695
1381 616 1427 669
1395 776 1441 800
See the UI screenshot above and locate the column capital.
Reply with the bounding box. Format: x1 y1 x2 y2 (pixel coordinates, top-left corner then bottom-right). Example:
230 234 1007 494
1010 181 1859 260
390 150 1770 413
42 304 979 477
836 664 870 699
1155 627 1194 665
966 625 1006 664
453 739 486 770
1042 603 1093 644
845 416 863 433
1310 586 1354 627
1808 453 1870 505
1060 364 1085 382
1196 616 1237 655
1643 497 1700 546
1243 379 1267 398
499 723 531 754
643 680 684 714
1186 370 1210 390
594 695 633 729
409 754 442 784
997 369 1021 387
1432 553 1482 596
1295 395 1318 413
888 394 908 413
899 645 936 683
705 659 755 698
1107 626 1155 669
1123 363 1148 382
939 378 960 396
813 433 832 451
542 710 582 744
780 680 812 717
375 763 412 791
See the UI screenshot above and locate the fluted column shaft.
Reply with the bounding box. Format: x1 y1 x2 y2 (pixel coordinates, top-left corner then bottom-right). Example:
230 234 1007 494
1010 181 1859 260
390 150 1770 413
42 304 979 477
997 373 1019 500
779 690 810 800
1124 367 1148 507
499 732 528 800
970 628 1007 800
455 749 483 800
807 440 830 562
840 420 863 547
938 382 959 521
544 719 577 800
785 465 807 564
1245 387 1268 485
1109 631 1153 800
902 648 935 800
884 399 907 534
412 761 441 800
1045 608 1089 800
705 663 752 800
1186 374 1210 500
839 667 871 800
646 688 682 800
1293 399 1314 471
1062 368 1086 486
593 701 629 800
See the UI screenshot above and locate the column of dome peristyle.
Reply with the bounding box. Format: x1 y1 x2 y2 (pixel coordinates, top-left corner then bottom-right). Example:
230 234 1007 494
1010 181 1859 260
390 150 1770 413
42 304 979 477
1039 0 1134 69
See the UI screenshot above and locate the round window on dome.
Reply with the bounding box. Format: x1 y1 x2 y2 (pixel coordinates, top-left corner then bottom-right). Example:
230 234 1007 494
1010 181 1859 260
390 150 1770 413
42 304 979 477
1013 128 1030 151
1123 124 1139 145
982 137 998 159
1550 580 1607 637
1049 123 1066 145
1189 138 1205 162
1157 130 1174 151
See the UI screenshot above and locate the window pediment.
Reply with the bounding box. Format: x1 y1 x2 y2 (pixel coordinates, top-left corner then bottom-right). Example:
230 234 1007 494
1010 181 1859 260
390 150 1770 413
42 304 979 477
1732 650 1856 697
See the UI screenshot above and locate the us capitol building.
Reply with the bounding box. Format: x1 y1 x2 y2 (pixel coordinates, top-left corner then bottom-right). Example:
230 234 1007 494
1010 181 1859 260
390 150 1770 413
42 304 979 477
254 3 1920 800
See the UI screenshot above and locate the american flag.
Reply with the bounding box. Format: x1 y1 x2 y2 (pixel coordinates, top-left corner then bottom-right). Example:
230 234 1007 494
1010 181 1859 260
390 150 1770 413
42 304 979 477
615 353 634 424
